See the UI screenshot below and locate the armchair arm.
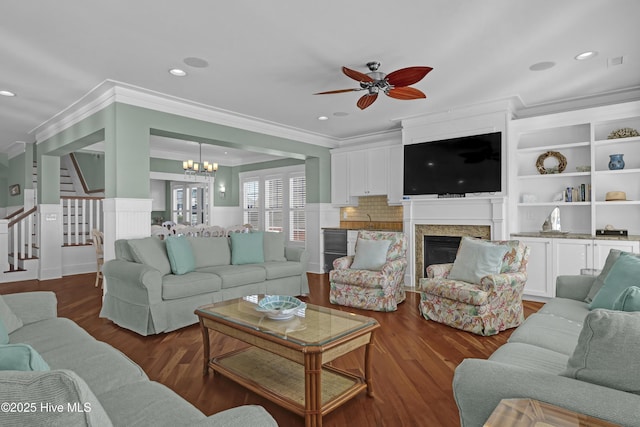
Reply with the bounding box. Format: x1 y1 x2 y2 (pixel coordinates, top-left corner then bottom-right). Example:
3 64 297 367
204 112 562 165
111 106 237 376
555 275 595 301
479 271 527 293
381 258 408 277
454 359 640 427
426 263 453 279
333 255 354 270
102 259 163 305
2 292 57 325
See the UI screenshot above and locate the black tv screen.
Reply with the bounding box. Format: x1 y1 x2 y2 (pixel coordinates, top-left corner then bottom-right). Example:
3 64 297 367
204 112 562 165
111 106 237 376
403 132 502 196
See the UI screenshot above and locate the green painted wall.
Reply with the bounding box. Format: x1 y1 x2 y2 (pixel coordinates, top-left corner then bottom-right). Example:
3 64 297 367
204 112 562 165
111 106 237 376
0 153 8 208
7 152 25 206
74 152 105 191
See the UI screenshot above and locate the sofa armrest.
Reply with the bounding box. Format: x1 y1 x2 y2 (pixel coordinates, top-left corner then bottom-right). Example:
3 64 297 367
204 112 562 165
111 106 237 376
190 406 278 427
555 275 595 301
426 263 453 279
103 259 163 305
285 246 304 262
453 359 640 427
2 292 57 325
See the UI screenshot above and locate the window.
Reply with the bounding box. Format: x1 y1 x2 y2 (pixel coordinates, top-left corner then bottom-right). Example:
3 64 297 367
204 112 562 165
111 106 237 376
171 182 209 225
240 166 305 244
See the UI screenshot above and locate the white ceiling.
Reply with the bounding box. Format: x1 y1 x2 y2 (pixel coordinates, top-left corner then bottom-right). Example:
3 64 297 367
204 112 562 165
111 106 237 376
2 0 639 164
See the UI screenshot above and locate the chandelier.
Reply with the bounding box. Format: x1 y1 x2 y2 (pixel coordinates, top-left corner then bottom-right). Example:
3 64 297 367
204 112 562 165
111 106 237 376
183 142 217 179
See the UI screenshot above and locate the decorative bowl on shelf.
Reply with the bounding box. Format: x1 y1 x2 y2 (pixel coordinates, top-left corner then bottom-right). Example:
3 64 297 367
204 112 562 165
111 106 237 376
255 295 306 320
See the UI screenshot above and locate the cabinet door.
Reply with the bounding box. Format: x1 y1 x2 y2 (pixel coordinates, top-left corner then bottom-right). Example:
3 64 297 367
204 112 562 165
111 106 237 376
521 238 554 298
348 151 367 196
367 147 388 195
592 240 640 270
331 152 351 206
552 239 593 278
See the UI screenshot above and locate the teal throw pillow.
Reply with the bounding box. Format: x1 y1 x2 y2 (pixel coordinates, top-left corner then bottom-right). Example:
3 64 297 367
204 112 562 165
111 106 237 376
613 286 640 312
165 235 196 275
561 309 640 395
351 239 392 271
0 318 8 345
448 237 509 284
0 344 50 371
230 232 264 265
590 253 640 310
263 232 287 262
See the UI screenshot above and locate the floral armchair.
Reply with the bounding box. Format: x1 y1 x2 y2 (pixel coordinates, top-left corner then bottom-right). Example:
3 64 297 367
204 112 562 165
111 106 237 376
329 230 408 311
418 239 530 336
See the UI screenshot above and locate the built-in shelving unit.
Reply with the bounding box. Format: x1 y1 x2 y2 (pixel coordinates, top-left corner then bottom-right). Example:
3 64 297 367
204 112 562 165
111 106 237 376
510 101 640 236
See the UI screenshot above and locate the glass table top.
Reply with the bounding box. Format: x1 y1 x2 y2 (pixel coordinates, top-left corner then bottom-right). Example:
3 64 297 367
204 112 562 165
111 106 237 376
196 295 378 347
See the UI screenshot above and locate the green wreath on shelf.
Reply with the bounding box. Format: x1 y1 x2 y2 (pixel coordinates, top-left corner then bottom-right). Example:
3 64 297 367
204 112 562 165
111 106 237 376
607 128 639 139
536 151 567 174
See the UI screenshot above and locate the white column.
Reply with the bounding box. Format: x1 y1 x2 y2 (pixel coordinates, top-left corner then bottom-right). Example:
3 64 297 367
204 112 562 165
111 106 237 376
38 204 64 280
307 202 340 274
103 198 152 262
0 220 9 273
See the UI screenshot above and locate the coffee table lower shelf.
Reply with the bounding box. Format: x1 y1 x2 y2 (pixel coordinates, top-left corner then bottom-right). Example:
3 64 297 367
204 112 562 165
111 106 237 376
210 346 368 419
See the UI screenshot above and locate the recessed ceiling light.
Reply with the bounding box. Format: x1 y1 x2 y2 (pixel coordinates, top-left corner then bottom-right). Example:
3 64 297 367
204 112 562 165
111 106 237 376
529 61 556 71
169 68 187 77
317 116 329 121
575 51 598 60
0 90 16 97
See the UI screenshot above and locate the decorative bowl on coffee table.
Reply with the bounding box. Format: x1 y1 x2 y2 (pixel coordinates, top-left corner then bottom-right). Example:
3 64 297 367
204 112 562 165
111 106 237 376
255 295 306 320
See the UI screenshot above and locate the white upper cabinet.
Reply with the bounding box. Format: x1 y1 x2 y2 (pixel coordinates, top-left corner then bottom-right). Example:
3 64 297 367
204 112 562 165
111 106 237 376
331 152 350 206
348 147 388 197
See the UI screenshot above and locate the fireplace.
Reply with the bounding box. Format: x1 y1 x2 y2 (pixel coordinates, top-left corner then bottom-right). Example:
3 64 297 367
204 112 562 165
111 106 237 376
414 224 491 286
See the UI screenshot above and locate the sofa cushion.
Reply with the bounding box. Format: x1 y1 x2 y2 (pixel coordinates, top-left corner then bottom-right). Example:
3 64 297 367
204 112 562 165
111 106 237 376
198 265 266 288
351 239 391 271
590 252 640 310
188 236 231 267
489 342 569 375
161 272 222 300
562 309 640 395
230 232 264 265
330 269 388 289
613 286 640 312
0 319 7 344
508 313 582 355
449 237 509 284
419 278 489 306
0 370 113 427
260 261 303 280
115 239 136 262
0 294 23 334
9 318 94 354
537 297 590 323
0 344 50 371
497 240 525 273
128 237 171 276
165 235 196 275
263 231 287 262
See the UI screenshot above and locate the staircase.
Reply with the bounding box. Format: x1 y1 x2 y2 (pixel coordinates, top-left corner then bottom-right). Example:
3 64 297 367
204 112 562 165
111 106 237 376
1 154 104 282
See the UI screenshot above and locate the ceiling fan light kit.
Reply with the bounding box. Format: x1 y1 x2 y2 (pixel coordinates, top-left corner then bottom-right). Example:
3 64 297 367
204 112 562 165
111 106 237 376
315 61 433 110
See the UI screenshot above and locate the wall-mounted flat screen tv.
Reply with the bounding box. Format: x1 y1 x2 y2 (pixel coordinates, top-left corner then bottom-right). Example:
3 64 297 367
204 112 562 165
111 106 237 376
403 131 502 196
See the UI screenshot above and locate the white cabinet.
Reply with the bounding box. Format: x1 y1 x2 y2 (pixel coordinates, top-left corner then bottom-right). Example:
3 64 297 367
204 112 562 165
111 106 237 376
331 152 350 206
348 147 388 197
519 237 554 298
510 101 640 236
387 145 404 205
519 236 640 299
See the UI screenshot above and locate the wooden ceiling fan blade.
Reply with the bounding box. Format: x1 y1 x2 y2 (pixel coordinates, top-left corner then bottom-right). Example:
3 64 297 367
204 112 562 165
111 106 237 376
342 66 374 83
357 93 378 110
386 66 433 87
386 87 426 100
314 88 360 95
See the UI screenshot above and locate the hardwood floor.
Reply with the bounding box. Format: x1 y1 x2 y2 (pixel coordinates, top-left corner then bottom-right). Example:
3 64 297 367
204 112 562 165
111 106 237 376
0 274 542 427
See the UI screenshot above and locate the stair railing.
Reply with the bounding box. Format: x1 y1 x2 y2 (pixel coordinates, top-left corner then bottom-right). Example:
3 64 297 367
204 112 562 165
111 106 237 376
60 196 104 245
7 207 37 270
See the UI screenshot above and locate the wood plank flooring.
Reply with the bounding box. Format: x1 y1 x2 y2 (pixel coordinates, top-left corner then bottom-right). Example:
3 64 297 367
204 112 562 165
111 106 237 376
0 274 542 427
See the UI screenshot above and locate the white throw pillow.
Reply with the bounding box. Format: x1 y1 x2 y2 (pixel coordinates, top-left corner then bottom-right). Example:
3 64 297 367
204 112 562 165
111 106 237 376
350 239 391 271
448 237 509 284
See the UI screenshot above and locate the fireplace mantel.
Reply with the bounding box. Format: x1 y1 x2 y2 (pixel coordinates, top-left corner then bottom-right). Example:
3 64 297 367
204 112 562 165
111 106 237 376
402 196 507 287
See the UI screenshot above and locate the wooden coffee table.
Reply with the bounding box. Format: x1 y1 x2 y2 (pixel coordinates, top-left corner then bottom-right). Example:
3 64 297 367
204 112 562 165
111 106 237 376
195 296 380 427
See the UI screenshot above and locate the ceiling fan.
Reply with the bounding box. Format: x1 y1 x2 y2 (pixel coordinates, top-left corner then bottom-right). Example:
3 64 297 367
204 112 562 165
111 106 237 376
314 61 433 110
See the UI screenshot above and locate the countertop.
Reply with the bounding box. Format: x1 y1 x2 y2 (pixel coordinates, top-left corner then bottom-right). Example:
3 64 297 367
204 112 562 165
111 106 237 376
511 232 640 241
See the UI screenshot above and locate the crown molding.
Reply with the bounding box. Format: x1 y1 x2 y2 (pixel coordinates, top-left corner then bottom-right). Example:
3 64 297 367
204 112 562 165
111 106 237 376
33 80 340 149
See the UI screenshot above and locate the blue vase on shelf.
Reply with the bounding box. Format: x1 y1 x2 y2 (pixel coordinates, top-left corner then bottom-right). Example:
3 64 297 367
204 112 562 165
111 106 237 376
608 154 625 170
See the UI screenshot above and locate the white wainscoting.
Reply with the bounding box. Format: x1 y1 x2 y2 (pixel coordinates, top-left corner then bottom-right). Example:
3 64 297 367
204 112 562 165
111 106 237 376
307 203 340 274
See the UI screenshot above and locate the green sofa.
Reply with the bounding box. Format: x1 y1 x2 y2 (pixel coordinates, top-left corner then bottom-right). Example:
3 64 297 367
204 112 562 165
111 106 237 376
453 273 640 426
100 233 309 336
0 291 278 427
